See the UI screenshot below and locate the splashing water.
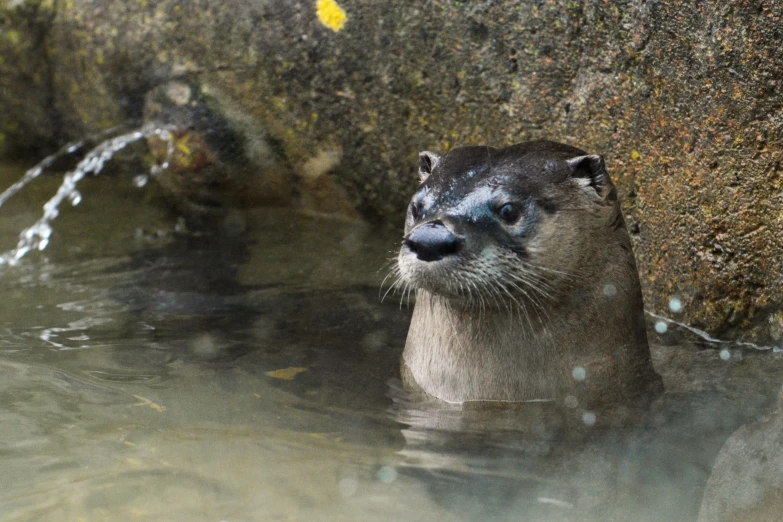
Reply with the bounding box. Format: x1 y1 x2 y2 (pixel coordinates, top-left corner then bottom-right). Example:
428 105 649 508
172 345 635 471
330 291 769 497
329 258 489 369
0 141 85 208
0 124 175 266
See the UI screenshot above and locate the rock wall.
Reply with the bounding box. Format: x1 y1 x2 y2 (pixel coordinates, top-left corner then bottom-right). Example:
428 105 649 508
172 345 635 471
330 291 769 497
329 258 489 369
1 0 781 341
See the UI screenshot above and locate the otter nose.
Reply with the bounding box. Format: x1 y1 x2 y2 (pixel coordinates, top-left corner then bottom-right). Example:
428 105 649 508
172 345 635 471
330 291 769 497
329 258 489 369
405 222 460 262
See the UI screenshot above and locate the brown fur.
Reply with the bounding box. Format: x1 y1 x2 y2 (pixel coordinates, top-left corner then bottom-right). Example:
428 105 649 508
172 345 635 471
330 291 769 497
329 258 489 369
396 141 662 406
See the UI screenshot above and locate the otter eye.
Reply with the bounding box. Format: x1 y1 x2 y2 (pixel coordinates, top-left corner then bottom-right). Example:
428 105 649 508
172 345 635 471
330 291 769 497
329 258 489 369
497 203 521 224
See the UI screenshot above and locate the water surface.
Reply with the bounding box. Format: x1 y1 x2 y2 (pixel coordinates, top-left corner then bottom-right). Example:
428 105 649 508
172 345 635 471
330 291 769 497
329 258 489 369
0 161 781 521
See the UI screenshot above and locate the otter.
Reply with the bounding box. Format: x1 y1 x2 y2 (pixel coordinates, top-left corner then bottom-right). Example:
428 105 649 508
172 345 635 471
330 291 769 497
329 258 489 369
395 141 662 407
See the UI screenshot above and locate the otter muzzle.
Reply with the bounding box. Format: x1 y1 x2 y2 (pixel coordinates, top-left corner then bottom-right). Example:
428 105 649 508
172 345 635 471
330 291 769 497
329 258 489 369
405 222 460 262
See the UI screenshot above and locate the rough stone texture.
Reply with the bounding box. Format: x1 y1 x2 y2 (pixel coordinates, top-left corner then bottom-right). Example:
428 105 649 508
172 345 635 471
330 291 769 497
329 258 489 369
697 386 783 522
0 0 782 340
0 0 60 157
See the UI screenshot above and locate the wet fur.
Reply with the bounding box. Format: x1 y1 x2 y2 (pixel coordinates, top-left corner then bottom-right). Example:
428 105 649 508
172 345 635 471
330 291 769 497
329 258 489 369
395 141 662 406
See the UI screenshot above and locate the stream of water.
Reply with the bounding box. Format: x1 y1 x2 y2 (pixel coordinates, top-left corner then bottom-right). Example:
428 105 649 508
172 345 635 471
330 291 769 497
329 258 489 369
0 147 782 521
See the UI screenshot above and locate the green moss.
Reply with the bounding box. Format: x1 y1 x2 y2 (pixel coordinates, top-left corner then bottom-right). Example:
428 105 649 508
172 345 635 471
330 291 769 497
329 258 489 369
3 29 21 45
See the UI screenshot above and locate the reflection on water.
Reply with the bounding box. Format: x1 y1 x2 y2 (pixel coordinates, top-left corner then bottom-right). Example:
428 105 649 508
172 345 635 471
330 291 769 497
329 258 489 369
0 162 782 521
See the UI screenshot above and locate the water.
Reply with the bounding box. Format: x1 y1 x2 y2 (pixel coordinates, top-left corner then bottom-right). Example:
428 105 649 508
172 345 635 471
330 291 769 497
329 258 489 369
0 125 174 266
0 157 782 521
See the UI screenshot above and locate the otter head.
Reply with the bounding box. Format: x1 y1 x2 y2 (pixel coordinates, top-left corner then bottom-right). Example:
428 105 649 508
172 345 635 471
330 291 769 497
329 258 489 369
397 141 621 309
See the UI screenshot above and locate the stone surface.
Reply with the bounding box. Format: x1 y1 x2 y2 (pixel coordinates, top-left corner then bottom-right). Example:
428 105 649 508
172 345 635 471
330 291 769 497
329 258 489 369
698 386 783 522
0 0 782 339
0 0 60 157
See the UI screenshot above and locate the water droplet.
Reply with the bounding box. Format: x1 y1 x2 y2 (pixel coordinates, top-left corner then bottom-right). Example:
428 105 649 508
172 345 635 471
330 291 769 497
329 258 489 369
377 466 398 484
719 349 730 361
655 321 668 334
564 395 578 408
603 284 617 297
0 125 164 265
669 297 683 313
572 367 586 381
338 477 358 497
38 223 52 239
68 190 82 206
133 175 149 188
14 246 30 260
582 411 596 426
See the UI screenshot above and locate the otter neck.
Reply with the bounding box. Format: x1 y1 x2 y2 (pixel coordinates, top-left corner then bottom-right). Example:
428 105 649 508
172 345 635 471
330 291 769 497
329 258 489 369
403 290 569 404
402 255 651 405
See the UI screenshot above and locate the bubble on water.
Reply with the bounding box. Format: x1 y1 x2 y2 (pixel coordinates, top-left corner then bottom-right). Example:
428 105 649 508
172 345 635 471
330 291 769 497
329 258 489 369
655 321 668 334
572 367 586 381
377 466 398 484
582 411 597 426
133 174 149 188
338 477 358 497
564 395 578 408
603 284 617 297
668 297 683 313
719 349 731 361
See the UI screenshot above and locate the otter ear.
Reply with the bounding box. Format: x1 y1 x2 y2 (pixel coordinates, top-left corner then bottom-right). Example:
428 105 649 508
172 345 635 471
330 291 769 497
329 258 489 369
418 151 441 183
567 154 610 192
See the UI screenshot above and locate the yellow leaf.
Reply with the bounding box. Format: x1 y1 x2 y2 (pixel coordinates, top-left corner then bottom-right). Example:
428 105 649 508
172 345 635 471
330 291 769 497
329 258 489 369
131 395 166 412
316 0 347 32
266 367 307 380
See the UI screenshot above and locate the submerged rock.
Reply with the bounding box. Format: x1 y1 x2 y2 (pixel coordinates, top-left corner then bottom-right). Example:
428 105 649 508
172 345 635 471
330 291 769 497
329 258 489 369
0 0 782 339
698 387 783 522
